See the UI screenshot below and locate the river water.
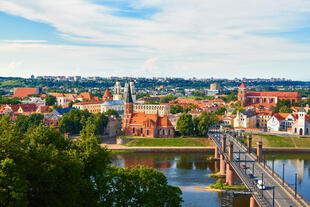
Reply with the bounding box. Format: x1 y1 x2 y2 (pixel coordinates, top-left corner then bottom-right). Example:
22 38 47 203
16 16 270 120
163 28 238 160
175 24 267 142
111 152 310 207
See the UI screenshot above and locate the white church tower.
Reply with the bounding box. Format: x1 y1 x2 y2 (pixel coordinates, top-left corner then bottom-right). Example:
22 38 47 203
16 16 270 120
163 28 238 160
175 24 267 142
297 106 306 135
113 81 123 101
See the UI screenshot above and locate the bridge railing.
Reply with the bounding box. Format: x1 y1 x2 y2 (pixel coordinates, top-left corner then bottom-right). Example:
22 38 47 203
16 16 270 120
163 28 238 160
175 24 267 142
208 131 270 207
222 130 310 207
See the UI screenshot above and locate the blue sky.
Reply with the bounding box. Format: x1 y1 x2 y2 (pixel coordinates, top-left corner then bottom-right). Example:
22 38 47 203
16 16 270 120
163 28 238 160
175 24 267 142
0 0 310 80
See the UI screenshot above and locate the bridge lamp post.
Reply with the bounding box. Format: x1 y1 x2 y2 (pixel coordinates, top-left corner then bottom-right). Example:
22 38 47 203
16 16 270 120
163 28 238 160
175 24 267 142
262 173 264 197
238 150 241 166
263 152 266 168
272 186 275 207
252 163 254 176
282 163 285 185
272 156 274 176
295 173 297 198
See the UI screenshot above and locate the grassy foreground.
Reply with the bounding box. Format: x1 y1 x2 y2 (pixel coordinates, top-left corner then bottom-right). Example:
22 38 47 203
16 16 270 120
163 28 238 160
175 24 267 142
124 138 214 147
252 134 310 148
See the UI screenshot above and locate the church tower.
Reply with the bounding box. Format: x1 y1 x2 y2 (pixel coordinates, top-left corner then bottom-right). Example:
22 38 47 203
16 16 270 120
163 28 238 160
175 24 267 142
129 81 136 103
113 81 122 100
238 82 247 106
122 83 133 133
297 105 306 135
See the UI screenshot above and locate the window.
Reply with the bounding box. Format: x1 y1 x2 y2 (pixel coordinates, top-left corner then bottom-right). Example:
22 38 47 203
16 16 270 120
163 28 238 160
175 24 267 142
133 128 135 133
147 130 149 135
141 128 143 133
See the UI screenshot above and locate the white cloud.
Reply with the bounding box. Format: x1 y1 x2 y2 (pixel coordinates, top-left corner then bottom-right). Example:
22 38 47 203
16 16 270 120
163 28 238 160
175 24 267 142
0 0 310 80
3 40 47 43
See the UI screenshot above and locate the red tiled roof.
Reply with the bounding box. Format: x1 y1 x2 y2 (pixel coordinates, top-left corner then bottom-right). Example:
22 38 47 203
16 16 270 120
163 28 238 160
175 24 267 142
246 91 301 98
20 103 38 112
38 106 50 113
77 92 93 100
13 88 38 97
103 89 111 98
239 82 246 88
73 101 104 106
130 113 158 125
9 103 38 113
157 116 173 127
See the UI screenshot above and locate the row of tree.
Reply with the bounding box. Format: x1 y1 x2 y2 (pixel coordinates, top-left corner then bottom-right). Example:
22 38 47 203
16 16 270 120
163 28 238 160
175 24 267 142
0 115 182 206
176 112 220 137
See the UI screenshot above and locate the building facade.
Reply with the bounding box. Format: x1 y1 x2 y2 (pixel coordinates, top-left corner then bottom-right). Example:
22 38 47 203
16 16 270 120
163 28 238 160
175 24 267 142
73 101 104 114
134 104 170 116
122 83 175 138
238 83 301 106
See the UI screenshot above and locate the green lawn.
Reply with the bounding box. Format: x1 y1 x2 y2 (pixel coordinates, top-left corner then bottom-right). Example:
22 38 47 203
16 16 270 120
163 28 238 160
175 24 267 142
253 134 310 148
263 135 295 147
294 138 310 148
124 138 206 147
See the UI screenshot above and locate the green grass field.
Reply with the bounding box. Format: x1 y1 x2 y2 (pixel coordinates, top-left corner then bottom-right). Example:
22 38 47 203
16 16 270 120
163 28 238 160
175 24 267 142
124 138 207 147
253 134 310 148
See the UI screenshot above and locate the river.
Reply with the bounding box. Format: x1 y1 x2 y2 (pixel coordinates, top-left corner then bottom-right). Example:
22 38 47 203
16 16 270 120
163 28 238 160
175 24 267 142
111 152 310 207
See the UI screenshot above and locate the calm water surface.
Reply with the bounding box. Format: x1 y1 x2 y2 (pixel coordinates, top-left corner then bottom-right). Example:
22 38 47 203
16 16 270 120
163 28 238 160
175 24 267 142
111 152 310 207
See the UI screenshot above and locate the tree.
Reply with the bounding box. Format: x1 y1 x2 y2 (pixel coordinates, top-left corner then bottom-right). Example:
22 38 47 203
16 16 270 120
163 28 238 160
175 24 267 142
176 113 193 136
196 112 220 136
215 107 226 115
160 95 177 103
222 92 237 103
104 109 119 117
15 114 44 134
170 104 183 114
279 105 292 113
0 117 183 207
45 95 56 106
59 109 92 134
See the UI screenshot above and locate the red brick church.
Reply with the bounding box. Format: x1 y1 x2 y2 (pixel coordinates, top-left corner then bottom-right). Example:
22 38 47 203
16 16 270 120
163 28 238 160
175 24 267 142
238 82 301 107
122 84 175 138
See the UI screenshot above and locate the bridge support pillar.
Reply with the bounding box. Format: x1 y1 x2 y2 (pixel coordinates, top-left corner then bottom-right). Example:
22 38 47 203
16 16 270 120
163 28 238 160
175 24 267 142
247 133 252 153
220 154 226 175
214 147 219 159
250 196 259 207
257 141 262 163
225 164 237 185
222 134 226 153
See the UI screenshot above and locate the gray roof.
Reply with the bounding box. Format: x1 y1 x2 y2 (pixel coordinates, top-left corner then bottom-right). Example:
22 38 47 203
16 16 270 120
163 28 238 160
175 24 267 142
102 100 124 106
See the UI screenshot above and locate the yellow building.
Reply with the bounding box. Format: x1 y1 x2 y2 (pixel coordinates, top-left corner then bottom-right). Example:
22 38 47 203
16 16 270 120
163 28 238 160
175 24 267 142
134 104 170 117
210 83 220 91
73 101 104 114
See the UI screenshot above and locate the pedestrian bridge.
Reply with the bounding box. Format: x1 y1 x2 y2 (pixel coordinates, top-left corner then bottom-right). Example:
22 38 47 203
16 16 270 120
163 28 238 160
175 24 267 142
208 128 309 207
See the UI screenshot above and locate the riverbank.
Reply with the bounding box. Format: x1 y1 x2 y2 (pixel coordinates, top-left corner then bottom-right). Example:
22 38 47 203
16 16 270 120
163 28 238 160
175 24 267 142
102 144 310 153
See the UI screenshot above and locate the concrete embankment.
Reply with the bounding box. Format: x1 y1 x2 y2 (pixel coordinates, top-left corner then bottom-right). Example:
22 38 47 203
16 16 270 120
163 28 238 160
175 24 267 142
101 144 310 153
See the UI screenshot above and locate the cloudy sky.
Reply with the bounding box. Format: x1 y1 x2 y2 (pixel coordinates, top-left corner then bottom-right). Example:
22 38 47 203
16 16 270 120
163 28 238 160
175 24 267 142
0 0 310 80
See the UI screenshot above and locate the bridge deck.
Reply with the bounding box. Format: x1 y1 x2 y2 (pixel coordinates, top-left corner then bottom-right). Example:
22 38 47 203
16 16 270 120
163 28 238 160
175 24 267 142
208 130 309 207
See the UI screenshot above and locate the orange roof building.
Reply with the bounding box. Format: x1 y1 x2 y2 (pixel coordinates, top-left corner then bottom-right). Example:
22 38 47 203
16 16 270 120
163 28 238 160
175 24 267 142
13 88 40 98
238 83 301 107
103 89 112 101
122 83 174 138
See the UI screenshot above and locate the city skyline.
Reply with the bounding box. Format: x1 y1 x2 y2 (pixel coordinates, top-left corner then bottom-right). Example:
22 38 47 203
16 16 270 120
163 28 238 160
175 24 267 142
1 1 310 80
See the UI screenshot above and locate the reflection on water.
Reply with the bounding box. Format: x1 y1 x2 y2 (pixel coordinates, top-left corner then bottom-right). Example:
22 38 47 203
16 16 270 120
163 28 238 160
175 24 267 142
112 152 310 206
111 153 249 207
266 153 310 202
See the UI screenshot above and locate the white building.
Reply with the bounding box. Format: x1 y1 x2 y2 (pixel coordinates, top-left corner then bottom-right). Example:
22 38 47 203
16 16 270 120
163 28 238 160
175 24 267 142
291 107 310 135
267 113 296 132
233 109 256 128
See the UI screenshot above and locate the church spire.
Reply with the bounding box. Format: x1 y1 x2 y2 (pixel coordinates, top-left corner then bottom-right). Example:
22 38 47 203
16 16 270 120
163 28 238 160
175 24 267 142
124 82 133 103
